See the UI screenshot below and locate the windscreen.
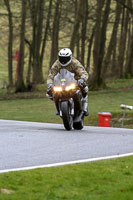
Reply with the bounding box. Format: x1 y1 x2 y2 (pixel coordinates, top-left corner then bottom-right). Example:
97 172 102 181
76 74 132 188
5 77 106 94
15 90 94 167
53 69 76 86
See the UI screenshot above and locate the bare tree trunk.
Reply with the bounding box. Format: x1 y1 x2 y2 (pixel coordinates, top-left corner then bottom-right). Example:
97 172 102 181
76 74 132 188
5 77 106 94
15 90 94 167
15 0 27 92
92 0 105 76
4 0 13 87
117 0 129 78
40 0 53 65
25 39 32 87
97 0 111 84
111 45 117 76
75 0 80 59
32 0 44 83
76 29 80 60
50 0 61 67
81 0 88 66
125 33 133 77
124 0 133 78
86 27 95 73
69 0 82 53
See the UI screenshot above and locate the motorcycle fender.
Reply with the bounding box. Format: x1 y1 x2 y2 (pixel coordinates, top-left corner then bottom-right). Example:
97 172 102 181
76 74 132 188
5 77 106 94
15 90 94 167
59 99 74 117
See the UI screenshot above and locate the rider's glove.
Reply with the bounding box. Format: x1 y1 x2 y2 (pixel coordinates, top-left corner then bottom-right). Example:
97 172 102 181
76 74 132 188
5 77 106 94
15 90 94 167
47 83 53 90
46 83 53 96
77 78 85 87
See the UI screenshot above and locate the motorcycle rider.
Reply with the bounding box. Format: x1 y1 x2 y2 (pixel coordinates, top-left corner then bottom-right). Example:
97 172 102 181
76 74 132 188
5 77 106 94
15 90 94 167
47 48 89 116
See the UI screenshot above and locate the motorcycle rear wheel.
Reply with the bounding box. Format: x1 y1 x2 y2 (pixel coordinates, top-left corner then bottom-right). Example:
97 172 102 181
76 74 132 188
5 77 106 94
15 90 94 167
61 101 73 131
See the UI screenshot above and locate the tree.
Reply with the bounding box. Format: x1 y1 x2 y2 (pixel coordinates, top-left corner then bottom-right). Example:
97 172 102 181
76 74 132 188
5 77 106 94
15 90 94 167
117 0 129 78
125 33 133 77
69 0 83 53
15 0 27 92
50 0 61 67
4 0 13 87
89 0 112 90
102 0 122 78
86 26 95 73
81 0 88 66
124 0 133 78
40 0 53 65
31 0 45 84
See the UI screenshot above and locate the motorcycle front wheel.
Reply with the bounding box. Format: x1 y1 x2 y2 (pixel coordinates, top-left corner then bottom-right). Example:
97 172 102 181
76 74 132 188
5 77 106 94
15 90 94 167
73 116 84 130
60 101 73 131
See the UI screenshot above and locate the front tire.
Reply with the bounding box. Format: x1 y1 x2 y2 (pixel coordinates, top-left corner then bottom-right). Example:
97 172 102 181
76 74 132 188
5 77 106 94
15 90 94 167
60 101 73 131
73 116 84 130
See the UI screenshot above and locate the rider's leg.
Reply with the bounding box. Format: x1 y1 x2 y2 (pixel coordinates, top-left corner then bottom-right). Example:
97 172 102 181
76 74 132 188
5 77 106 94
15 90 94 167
82 95 89 116
82 86 89 116
73 91 82 115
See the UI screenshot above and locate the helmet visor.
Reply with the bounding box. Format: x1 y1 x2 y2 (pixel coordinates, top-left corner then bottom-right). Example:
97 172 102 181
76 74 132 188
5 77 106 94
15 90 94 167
59 56 71 65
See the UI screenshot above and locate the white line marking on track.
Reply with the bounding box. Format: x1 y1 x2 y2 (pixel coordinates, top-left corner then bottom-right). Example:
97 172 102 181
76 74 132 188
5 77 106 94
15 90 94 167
0 152 133 174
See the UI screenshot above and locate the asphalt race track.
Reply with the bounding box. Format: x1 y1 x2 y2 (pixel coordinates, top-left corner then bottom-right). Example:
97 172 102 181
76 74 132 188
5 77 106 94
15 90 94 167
0 119 133 173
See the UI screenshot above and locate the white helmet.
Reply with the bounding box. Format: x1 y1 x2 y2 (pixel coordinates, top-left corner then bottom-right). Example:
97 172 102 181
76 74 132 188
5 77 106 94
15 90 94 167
58 48 72 67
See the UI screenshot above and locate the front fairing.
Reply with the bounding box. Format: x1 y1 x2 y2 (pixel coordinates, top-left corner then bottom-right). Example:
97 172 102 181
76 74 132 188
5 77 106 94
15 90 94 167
53 69 77 100
53 69 83 119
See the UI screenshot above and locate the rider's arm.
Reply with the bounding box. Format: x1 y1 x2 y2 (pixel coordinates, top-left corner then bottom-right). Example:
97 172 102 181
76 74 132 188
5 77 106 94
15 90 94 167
73 58 89 81
47 61 60 85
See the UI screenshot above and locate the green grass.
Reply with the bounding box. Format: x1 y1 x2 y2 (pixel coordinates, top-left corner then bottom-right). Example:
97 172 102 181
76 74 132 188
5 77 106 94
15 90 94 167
0 156 133 200
86 88 133 128
0 98 62 124
107 78 133 89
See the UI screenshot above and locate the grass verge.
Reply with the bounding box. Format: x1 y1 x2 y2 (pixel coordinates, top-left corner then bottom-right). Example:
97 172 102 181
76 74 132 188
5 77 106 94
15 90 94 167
0 156 133 200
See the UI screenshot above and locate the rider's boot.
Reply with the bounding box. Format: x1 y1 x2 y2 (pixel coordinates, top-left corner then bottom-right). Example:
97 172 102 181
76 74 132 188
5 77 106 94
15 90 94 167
56 109 59 115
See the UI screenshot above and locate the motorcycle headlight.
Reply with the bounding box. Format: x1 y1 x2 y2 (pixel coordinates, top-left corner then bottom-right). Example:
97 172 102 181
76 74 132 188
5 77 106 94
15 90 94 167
65 83 76 91
53 86 62 92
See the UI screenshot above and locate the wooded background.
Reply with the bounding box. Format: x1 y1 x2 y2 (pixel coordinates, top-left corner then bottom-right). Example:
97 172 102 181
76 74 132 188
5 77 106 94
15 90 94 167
0 0 133 92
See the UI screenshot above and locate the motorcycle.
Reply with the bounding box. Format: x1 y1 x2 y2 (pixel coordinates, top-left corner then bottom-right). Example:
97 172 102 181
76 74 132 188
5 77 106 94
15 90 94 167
48 69 86 131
